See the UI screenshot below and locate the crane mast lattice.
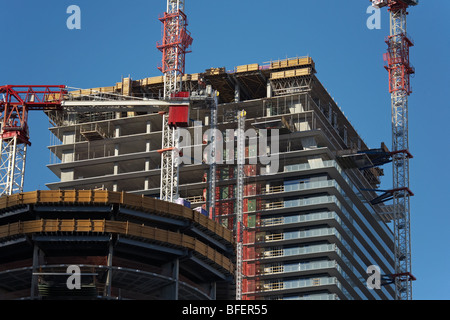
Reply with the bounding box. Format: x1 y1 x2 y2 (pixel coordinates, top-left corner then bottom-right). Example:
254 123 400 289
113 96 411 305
157 0 193 202
371 0 417 300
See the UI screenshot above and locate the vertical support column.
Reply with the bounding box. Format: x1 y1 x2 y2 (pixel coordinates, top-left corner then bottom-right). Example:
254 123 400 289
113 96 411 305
209 282 217 300
145 138 151 191
104 240 113 298
235 82 240 102
30 243 40 299
161 258 179 300
266 80 272 98
114 125 121 138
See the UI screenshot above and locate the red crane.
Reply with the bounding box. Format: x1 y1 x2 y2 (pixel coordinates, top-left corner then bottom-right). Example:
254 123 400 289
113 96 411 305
0 85 67 195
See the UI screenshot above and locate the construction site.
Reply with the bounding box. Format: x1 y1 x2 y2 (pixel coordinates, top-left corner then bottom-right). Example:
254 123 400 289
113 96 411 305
0 0 418 300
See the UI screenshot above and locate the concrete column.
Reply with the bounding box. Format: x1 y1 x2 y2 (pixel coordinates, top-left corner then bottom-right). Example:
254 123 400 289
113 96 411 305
146 140 151 152
209 282 217 300
114 144 120 156
113 182 118 192
146 121 151 134
61 169 74 182
267 80 272 98
234 83 240 102
114 162 119 175
144 178 149 190
145 158 150 171
62 149 75 163
161 259 179 300
104 241 113 298
31 244 39 299
114 125 121 138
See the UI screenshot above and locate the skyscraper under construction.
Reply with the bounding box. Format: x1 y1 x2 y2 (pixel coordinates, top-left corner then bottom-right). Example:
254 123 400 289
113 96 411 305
33 56 396 300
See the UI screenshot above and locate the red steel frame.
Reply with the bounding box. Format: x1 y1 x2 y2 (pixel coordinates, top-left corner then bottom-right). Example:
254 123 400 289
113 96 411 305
0 85 66 196
156 7 193 98
0 85 66 144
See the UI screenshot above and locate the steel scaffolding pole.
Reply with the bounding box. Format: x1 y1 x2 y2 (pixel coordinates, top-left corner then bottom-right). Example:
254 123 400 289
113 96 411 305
208 93 218 220
235 110 246 300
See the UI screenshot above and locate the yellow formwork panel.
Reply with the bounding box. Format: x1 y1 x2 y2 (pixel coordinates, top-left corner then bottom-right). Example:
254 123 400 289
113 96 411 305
108 191 122 204
42 219 59 232
0 197 7 210
190 73 200 81
270 57 314 70
61 190 77 202
76 219 94 232
45 93 62 102
206 67 226 76
59 219 76 232
0 191 234 246
7 194 21 207
181 233 195 249
141 76 164 86
121 192 143 208
105 220 126 234
0 219 234 274
236 63 259 73
76 190 93 203
22 220 41 234
92 190 109 203
270 67 312 80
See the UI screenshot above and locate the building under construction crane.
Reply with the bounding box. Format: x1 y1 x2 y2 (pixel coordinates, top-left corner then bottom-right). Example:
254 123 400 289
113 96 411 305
38 56 398 300
0 0 418 300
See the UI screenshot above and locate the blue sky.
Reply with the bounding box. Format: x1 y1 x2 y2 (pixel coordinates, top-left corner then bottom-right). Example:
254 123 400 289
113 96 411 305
2 0 449 300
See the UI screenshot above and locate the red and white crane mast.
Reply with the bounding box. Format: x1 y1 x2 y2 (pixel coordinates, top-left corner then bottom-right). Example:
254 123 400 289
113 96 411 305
157 0 193 202
370 0 418 300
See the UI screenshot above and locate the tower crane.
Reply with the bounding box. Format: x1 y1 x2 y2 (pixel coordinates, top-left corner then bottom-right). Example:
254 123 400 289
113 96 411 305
370 0 418 300
0 85 183 196
156 0 193 203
